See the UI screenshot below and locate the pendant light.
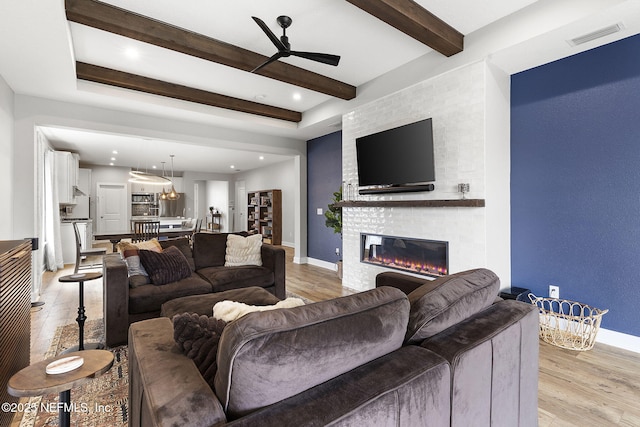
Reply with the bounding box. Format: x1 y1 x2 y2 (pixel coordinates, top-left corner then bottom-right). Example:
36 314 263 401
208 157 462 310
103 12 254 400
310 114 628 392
128 141 172 185
167 155 180 200
128 170 172 185
159 162 168 200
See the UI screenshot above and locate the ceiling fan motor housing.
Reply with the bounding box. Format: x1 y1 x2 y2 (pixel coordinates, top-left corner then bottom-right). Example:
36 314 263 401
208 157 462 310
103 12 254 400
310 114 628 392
277 15 292 29
277 16 292 50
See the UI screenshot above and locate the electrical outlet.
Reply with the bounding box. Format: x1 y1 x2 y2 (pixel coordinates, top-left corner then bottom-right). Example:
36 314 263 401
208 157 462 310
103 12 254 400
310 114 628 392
335 247 340 256
549 285 560 299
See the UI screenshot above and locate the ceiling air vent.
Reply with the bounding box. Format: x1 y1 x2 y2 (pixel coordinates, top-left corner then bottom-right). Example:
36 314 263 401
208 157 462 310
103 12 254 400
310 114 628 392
567 23 624 47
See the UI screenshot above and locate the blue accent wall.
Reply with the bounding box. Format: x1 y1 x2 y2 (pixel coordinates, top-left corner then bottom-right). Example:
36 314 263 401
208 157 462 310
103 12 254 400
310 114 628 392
307 131 342 262
511 34 640 336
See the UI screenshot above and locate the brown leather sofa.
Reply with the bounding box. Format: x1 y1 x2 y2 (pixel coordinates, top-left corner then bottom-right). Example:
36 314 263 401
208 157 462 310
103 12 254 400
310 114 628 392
103 232 285 347
128 268 538 426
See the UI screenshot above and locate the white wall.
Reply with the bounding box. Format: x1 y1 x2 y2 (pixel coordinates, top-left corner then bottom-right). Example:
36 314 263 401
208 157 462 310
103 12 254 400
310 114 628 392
342 60 511 292
234 159 298 247
0 75 13 239
206 180 229 232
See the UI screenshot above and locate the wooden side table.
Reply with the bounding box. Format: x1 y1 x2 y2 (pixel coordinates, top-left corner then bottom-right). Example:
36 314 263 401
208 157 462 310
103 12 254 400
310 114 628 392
7 350 114 427
58 272 103 352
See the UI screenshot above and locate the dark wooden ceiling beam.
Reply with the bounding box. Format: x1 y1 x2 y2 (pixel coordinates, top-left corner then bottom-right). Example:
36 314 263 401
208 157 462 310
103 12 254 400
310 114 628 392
65 0 356 100
345 0 463 57
76 62 302 122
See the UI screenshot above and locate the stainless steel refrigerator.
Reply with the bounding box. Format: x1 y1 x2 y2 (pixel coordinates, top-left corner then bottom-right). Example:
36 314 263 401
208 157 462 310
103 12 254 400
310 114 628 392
159 194 185 217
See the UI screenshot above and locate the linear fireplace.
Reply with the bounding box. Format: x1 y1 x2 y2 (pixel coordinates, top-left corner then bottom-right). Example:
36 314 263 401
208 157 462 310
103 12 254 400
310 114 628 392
360 233 448 278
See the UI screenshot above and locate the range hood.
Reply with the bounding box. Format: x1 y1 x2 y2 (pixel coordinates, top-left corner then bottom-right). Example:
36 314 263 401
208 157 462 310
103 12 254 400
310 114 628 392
73 185 87 197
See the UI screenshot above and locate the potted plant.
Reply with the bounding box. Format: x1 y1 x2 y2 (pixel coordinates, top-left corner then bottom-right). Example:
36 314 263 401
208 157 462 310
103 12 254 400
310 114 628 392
324 186 343 278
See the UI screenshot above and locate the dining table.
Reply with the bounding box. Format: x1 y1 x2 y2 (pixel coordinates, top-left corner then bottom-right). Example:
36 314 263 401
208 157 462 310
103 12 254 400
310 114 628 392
94 227 195 251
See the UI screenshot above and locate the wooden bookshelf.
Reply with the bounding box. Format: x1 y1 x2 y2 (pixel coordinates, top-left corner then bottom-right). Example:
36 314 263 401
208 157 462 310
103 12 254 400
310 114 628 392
247 189 282 245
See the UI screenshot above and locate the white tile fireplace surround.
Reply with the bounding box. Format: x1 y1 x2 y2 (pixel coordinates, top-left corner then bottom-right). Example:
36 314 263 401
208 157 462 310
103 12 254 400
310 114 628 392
341 60 510 292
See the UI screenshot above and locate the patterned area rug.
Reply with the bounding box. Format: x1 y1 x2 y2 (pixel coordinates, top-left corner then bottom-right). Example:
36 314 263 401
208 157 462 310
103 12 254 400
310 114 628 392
286 291 313 304
19 319 128 427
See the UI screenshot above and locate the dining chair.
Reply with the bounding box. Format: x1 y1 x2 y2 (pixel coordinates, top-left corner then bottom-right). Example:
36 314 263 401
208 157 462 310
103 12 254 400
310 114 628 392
188 218 203 244
132 221 160 243
73 222 107 273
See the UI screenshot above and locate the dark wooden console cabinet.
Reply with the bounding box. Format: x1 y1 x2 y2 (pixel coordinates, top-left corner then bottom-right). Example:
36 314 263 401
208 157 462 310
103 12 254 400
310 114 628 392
0 240 31 427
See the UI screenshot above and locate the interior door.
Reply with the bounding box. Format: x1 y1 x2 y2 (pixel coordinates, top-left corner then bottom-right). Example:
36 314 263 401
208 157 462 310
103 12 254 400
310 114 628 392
96 183 127 232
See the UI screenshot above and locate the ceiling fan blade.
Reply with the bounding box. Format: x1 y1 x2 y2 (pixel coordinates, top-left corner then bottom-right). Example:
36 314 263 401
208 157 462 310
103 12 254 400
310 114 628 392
251 52 284 73
290 51 341 66
252 16 287 52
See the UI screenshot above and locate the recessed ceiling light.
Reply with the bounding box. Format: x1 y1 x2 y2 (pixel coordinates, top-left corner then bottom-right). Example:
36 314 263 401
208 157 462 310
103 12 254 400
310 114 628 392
292 92 302 101
110 157 116 161
230 165 235 169
259 156 264 160
112 150 118 154
109 162 114 166
152 165 157 169
124 46 140 60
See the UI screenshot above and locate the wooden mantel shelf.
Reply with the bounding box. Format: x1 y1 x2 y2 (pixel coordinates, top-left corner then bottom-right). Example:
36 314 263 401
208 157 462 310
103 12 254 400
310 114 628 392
333 199 485 208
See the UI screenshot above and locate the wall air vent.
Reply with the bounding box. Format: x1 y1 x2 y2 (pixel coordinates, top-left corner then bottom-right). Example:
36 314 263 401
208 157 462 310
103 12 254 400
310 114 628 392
567 23 624 47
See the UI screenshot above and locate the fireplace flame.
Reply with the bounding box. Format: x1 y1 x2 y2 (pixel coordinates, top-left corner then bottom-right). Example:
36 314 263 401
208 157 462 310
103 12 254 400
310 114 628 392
372 255 447 277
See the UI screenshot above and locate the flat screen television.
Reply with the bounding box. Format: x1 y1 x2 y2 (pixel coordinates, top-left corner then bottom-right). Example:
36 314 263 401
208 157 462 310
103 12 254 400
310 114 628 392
356 118 435 194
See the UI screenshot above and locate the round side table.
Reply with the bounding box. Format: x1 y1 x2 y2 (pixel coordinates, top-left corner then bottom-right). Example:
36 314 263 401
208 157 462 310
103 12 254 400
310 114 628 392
58 272 103 352
7 349 114 427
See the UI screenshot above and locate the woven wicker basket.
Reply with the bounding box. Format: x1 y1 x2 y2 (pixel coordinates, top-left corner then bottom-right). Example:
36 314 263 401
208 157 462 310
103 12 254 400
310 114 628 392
528 295 608 351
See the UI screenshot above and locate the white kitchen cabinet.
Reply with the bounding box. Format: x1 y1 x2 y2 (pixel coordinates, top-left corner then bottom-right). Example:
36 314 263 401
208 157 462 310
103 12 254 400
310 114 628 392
55 151 80 204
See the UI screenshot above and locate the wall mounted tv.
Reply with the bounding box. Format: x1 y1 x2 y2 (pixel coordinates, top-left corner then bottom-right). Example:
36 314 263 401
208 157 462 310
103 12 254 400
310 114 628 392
356 118 435 194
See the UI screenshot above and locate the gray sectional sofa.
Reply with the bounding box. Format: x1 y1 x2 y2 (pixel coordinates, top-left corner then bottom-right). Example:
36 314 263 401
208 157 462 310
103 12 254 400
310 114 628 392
103 232 285 347
128 268 539 426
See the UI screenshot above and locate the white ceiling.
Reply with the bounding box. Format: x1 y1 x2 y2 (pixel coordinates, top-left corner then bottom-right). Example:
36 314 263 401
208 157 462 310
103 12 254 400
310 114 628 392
1 0 639 172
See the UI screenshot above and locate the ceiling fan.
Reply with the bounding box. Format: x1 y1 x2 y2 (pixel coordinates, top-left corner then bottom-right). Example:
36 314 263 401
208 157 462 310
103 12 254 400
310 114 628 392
251 15 341 73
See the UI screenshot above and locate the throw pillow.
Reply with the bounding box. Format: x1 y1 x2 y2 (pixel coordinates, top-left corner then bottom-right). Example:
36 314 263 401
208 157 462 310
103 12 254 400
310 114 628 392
138 245 192 286
173 313 227 390
404 268 500 344
118 239 162 288
116 238 162 254
224 234 263 266
159 237 196 271
122 249 150 288
212 297 305 322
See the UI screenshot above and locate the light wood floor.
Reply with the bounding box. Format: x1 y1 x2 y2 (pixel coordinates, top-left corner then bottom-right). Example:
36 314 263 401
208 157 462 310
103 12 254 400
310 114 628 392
22 246 640 426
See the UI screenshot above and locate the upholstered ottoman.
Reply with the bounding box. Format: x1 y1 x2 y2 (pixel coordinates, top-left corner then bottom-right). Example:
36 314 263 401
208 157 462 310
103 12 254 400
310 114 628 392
160 286 281 319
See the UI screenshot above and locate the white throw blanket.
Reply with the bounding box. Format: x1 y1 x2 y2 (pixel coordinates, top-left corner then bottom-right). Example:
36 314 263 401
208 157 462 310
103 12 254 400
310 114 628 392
213 297 305 322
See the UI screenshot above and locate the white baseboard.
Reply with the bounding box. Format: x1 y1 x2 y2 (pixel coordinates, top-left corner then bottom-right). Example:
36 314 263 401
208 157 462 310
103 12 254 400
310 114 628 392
596 328 640 353
306 257 338 271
